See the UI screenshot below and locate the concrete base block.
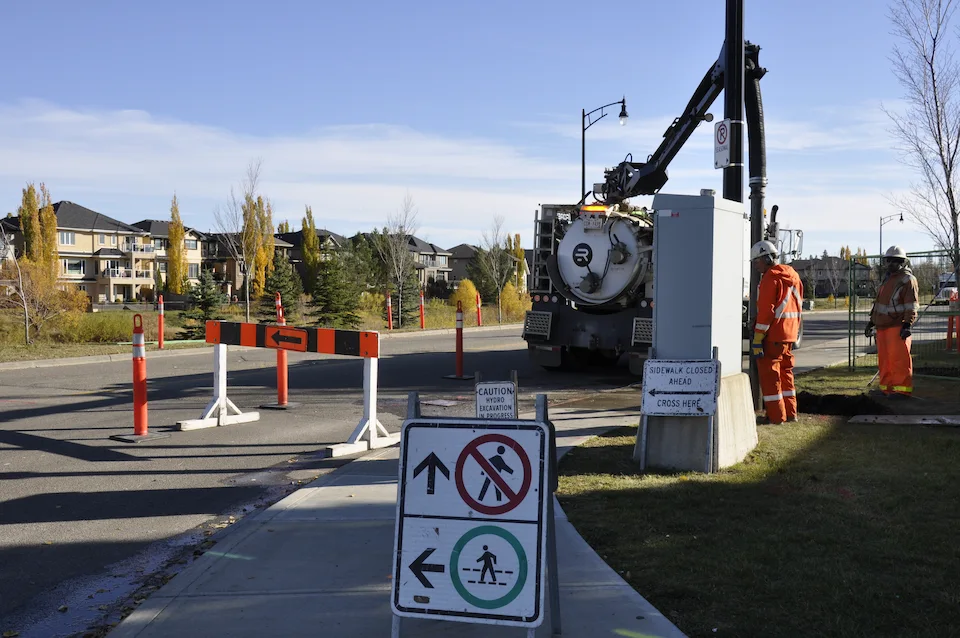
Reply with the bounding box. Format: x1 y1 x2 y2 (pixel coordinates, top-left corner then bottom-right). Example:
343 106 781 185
323 442 371 457
109 431 172 444
259 402 302 410
368 433 401 449
177 412 260 431
638 373 757 472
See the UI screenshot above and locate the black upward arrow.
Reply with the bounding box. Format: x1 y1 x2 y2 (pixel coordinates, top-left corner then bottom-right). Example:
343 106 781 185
647 388 711 396
271 331 302 346
409 548 445 588
413 452 449 495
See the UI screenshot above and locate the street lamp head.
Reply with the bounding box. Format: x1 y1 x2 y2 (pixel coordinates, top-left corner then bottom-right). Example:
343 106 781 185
618 98 628 126
703 113 714 123
899 212 904 222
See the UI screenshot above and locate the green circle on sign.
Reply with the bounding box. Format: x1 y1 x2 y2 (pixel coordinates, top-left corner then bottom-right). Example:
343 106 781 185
450 525 528 609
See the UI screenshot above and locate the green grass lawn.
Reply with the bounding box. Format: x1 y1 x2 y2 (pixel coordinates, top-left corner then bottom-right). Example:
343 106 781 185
557 420 960 637
0 340 207 363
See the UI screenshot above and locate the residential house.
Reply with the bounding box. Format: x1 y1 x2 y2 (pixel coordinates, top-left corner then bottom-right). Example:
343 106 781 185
275 228 345 283
791 257 873 297
408 236 452 289
204 233 294 298
130 220 207 292
447 243 478 288
4 201 158 303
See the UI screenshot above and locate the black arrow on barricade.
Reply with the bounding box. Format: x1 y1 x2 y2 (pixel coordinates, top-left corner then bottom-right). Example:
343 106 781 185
647 389 712 396
410 548 445 588
271 331 303 347
413 452 449 495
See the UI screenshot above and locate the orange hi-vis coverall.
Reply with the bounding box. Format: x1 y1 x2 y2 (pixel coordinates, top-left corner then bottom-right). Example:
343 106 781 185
870 268 919 396
754 264 804 423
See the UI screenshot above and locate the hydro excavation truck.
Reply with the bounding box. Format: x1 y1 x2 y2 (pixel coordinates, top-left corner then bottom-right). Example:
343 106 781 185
522 42 803 375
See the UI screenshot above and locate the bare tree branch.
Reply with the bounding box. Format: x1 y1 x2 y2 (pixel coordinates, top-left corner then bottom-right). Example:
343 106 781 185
372 193 420 327
886 0 960 287
479 215 515 324
213 159 263 322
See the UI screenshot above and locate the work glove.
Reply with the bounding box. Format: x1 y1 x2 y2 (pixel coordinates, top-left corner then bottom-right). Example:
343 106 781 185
751 332 765 359
864 321 876 338
900 324 912 340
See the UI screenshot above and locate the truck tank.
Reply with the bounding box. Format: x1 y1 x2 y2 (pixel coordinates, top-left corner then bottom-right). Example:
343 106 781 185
522 204 655 373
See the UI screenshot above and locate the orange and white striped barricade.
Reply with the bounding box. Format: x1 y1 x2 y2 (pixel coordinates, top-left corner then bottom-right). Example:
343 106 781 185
189 321 394 455
111 314 170 442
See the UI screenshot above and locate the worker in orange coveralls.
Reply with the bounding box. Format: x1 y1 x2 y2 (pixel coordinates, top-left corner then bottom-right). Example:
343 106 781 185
865 246 919 399
750 240 804 424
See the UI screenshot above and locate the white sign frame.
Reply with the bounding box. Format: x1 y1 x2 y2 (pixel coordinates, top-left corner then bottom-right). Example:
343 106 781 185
714 118 731 169
475 381 518 419
641 359 720 416
392 419 549 627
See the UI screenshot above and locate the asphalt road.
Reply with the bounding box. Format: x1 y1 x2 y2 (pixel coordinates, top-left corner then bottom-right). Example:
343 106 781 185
0 314 854 637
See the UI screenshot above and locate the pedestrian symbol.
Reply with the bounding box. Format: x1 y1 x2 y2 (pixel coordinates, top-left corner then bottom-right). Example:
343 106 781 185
478 446 514 502
450 525 528 609
455 433 532 515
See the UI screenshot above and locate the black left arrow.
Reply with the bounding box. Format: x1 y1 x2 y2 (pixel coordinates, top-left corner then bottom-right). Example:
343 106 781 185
271 331 302 346
409 548 445 588
413 452 449 495
648 388 711 396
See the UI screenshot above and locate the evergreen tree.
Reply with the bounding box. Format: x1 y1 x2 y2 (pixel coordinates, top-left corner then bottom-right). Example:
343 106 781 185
301 206 321 292
38 183 58 277
167 194 188 294
259 250 304 323
181 269 225 338
385 267 420 327
311 252 361 328
18 184 41 263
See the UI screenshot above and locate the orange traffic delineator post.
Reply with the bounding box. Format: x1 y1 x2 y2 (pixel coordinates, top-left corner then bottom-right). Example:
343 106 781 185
476 292 482 326
386 292 394 330
443 300 473 380
157 294 164 349
261 292 300 410
419 289 425 330
111 314 169 443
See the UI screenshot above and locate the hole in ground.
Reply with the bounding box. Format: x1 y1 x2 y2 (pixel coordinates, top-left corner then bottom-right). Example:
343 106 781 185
797 391 894 417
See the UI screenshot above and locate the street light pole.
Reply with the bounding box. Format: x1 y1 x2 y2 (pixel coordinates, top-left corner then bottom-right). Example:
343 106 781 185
879 212 904 257
581 98 628 203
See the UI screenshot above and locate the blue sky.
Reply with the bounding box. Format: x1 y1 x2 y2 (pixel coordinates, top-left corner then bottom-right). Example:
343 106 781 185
0 0 933 256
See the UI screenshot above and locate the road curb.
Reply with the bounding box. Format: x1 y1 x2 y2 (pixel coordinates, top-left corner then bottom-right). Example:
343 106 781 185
0 324 524 371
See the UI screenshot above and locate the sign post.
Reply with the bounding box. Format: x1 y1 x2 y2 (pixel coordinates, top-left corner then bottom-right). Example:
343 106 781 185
391 397 558 636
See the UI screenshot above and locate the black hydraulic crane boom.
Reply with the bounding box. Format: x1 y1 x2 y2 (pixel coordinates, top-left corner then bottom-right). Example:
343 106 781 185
596 42 764 207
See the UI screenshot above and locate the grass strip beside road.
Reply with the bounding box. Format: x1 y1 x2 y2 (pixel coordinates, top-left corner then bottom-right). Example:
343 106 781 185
556 420 960 637
0 341 206 363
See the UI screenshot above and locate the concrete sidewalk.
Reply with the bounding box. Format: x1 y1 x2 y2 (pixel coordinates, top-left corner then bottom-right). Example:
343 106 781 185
110 408 685 638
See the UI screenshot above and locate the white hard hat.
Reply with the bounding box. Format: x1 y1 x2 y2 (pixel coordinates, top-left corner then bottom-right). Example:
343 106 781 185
884 245 907 259
750 240 779 260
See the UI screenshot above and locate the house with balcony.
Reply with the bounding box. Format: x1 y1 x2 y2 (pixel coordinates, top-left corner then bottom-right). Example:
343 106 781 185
409 235 452 289
4 201 157 303
275 228 345 283
131 220 207 292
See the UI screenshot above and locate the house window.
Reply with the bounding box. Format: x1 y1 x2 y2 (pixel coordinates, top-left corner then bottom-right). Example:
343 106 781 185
99 234 106 244
438 256 447 267
62 259 85 275
185 239 198 250
154 239 165 250
77 284 87 292
188 264 200 279
59 231 76 245
111 236 117 245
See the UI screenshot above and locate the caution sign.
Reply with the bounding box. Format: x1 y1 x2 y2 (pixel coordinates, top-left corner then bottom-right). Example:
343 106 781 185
392 419 549 627
475 381 518 419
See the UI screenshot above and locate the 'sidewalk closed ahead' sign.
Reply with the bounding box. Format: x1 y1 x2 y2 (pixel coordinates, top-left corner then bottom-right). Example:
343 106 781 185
392 419 550 627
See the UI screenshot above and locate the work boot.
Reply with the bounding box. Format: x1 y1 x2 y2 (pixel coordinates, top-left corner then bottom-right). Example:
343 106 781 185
867 389 886 399
888 393 913 401
786 415 798 423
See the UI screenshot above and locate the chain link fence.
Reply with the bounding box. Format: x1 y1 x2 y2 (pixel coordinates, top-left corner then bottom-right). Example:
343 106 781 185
847 250 960 377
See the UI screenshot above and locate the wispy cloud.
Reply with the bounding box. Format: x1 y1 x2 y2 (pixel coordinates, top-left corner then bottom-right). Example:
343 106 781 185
0 99 923 255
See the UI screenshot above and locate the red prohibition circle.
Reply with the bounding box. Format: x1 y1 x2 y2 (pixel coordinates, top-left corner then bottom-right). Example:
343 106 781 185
716 123 728 144
455 433 532 515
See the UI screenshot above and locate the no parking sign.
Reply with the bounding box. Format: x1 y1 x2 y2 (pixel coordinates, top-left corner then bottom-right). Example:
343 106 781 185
392 418 550 627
